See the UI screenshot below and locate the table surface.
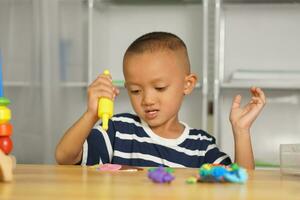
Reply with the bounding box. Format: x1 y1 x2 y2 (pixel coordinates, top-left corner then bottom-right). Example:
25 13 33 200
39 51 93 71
1 164 300 200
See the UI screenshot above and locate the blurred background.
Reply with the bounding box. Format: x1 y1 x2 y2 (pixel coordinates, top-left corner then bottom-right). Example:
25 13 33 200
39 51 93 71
0 0 300 167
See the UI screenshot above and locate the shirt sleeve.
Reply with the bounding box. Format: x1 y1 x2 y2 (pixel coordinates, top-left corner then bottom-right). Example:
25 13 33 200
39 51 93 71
81 119 116 166
203 137 232 166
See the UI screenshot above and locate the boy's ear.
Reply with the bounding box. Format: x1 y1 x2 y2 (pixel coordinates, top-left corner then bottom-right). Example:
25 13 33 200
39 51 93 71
183 73 198 95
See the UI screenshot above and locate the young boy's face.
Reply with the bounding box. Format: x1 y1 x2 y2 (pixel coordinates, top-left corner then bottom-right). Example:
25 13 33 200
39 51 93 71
123 49 192 129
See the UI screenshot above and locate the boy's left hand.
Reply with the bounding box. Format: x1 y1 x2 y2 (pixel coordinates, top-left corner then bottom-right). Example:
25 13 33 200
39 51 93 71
230 87 266 134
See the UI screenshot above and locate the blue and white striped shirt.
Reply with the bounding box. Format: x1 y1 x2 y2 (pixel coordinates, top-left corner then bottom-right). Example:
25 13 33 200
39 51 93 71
81 113 231 168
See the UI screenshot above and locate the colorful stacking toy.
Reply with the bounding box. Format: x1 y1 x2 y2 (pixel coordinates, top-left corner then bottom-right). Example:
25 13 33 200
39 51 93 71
0 50 14 182
0 97 12 155
0 51 13 155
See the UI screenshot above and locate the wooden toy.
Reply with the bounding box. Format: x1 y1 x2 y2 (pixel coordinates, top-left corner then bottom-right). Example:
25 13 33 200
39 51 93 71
0 149 14 182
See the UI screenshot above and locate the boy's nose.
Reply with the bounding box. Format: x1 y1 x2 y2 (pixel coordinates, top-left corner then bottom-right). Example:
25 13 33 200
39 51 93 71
142 92 155 106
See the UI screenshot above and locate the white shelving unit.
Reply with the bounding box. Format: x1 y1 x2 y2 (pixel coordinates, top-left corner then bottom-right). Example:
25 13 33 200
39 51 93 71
214 0 300 166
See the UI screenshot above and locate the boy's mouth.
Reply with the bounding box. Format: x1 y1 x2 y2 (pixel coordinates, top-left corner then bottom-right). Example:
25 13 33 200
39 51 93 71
144 109 159 119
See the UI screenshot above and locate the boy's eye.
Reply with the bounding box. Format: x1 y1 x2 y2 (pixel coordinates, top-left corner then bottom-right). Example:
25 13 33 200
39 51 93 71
155 86 167 91
130 90 140 94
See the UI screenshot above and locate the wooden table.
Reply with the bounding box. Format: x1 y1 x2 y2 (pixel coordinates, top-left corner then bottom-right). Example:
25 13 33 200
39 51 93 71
1 165 300 200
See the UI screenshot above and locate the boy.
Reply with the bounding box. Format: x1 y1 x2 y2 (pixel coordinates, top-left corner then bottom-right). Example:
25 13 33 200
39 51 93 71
56 32 266 169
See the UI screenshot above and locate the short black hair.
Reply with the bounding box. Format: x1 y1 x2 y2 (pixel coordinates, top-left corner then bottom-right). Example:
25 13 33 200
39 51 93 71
123 31 190 71
125 31 187 53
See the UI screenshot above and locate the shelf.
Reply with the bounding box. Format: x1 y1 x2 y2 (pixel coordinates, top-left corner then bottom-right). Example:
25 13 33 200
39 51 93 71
59 80 202 89
231 69 300 79
60 82 89 88
113 81 202 88
230 69 300 81
93 0 203 5
222 0 300 4
223 69 300 89
60 0 85 3
60 80 124 88
220 82 300 89
3 81 31 87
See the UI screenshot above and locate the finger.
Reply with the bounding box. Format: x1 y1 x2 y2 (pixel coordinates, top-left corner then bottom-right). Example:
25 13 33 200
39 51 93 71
92 81 114 91
256 87 266 104
97 74 113 84
88 82 115 99
112 87 120 99
88 85 114 99
89 76 100 87
250 86 259 97
231 95 242 109
251 87 266 104
114 87 120 95
89 76 112 89
94 75 119 92
250 96 265 106
251 87 266 101
91 76 114 90
93 88 115 99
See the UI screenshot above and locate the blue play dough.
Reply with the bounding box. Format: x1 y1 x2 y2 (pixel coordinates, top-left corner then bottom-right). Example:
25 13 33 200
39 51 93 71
198 164 248 183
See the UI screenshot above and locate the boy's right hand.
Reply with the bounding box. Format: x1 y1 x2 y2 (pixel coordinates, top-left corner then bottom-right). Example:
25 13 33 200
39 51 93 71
86 74 119 120
230 87 266 134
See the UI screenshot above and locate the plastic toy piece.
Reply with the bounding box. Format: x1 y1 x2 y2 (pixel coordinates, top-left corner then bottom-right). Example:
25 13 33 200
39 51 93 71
198 163 248 183
0 137 13 155
0 106 11 124
92 164 143 171
98 70 114 130
98 163 122 171
186 176 197 184
0 123 13 137
0 97 10 106
148 166 175 183
223 167 248 183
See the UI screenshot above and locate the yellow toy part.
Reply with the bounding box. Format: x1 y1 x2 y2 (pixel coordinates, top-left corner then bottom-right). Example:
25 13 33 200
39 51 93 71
98 70 114 130
0 106 11 124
